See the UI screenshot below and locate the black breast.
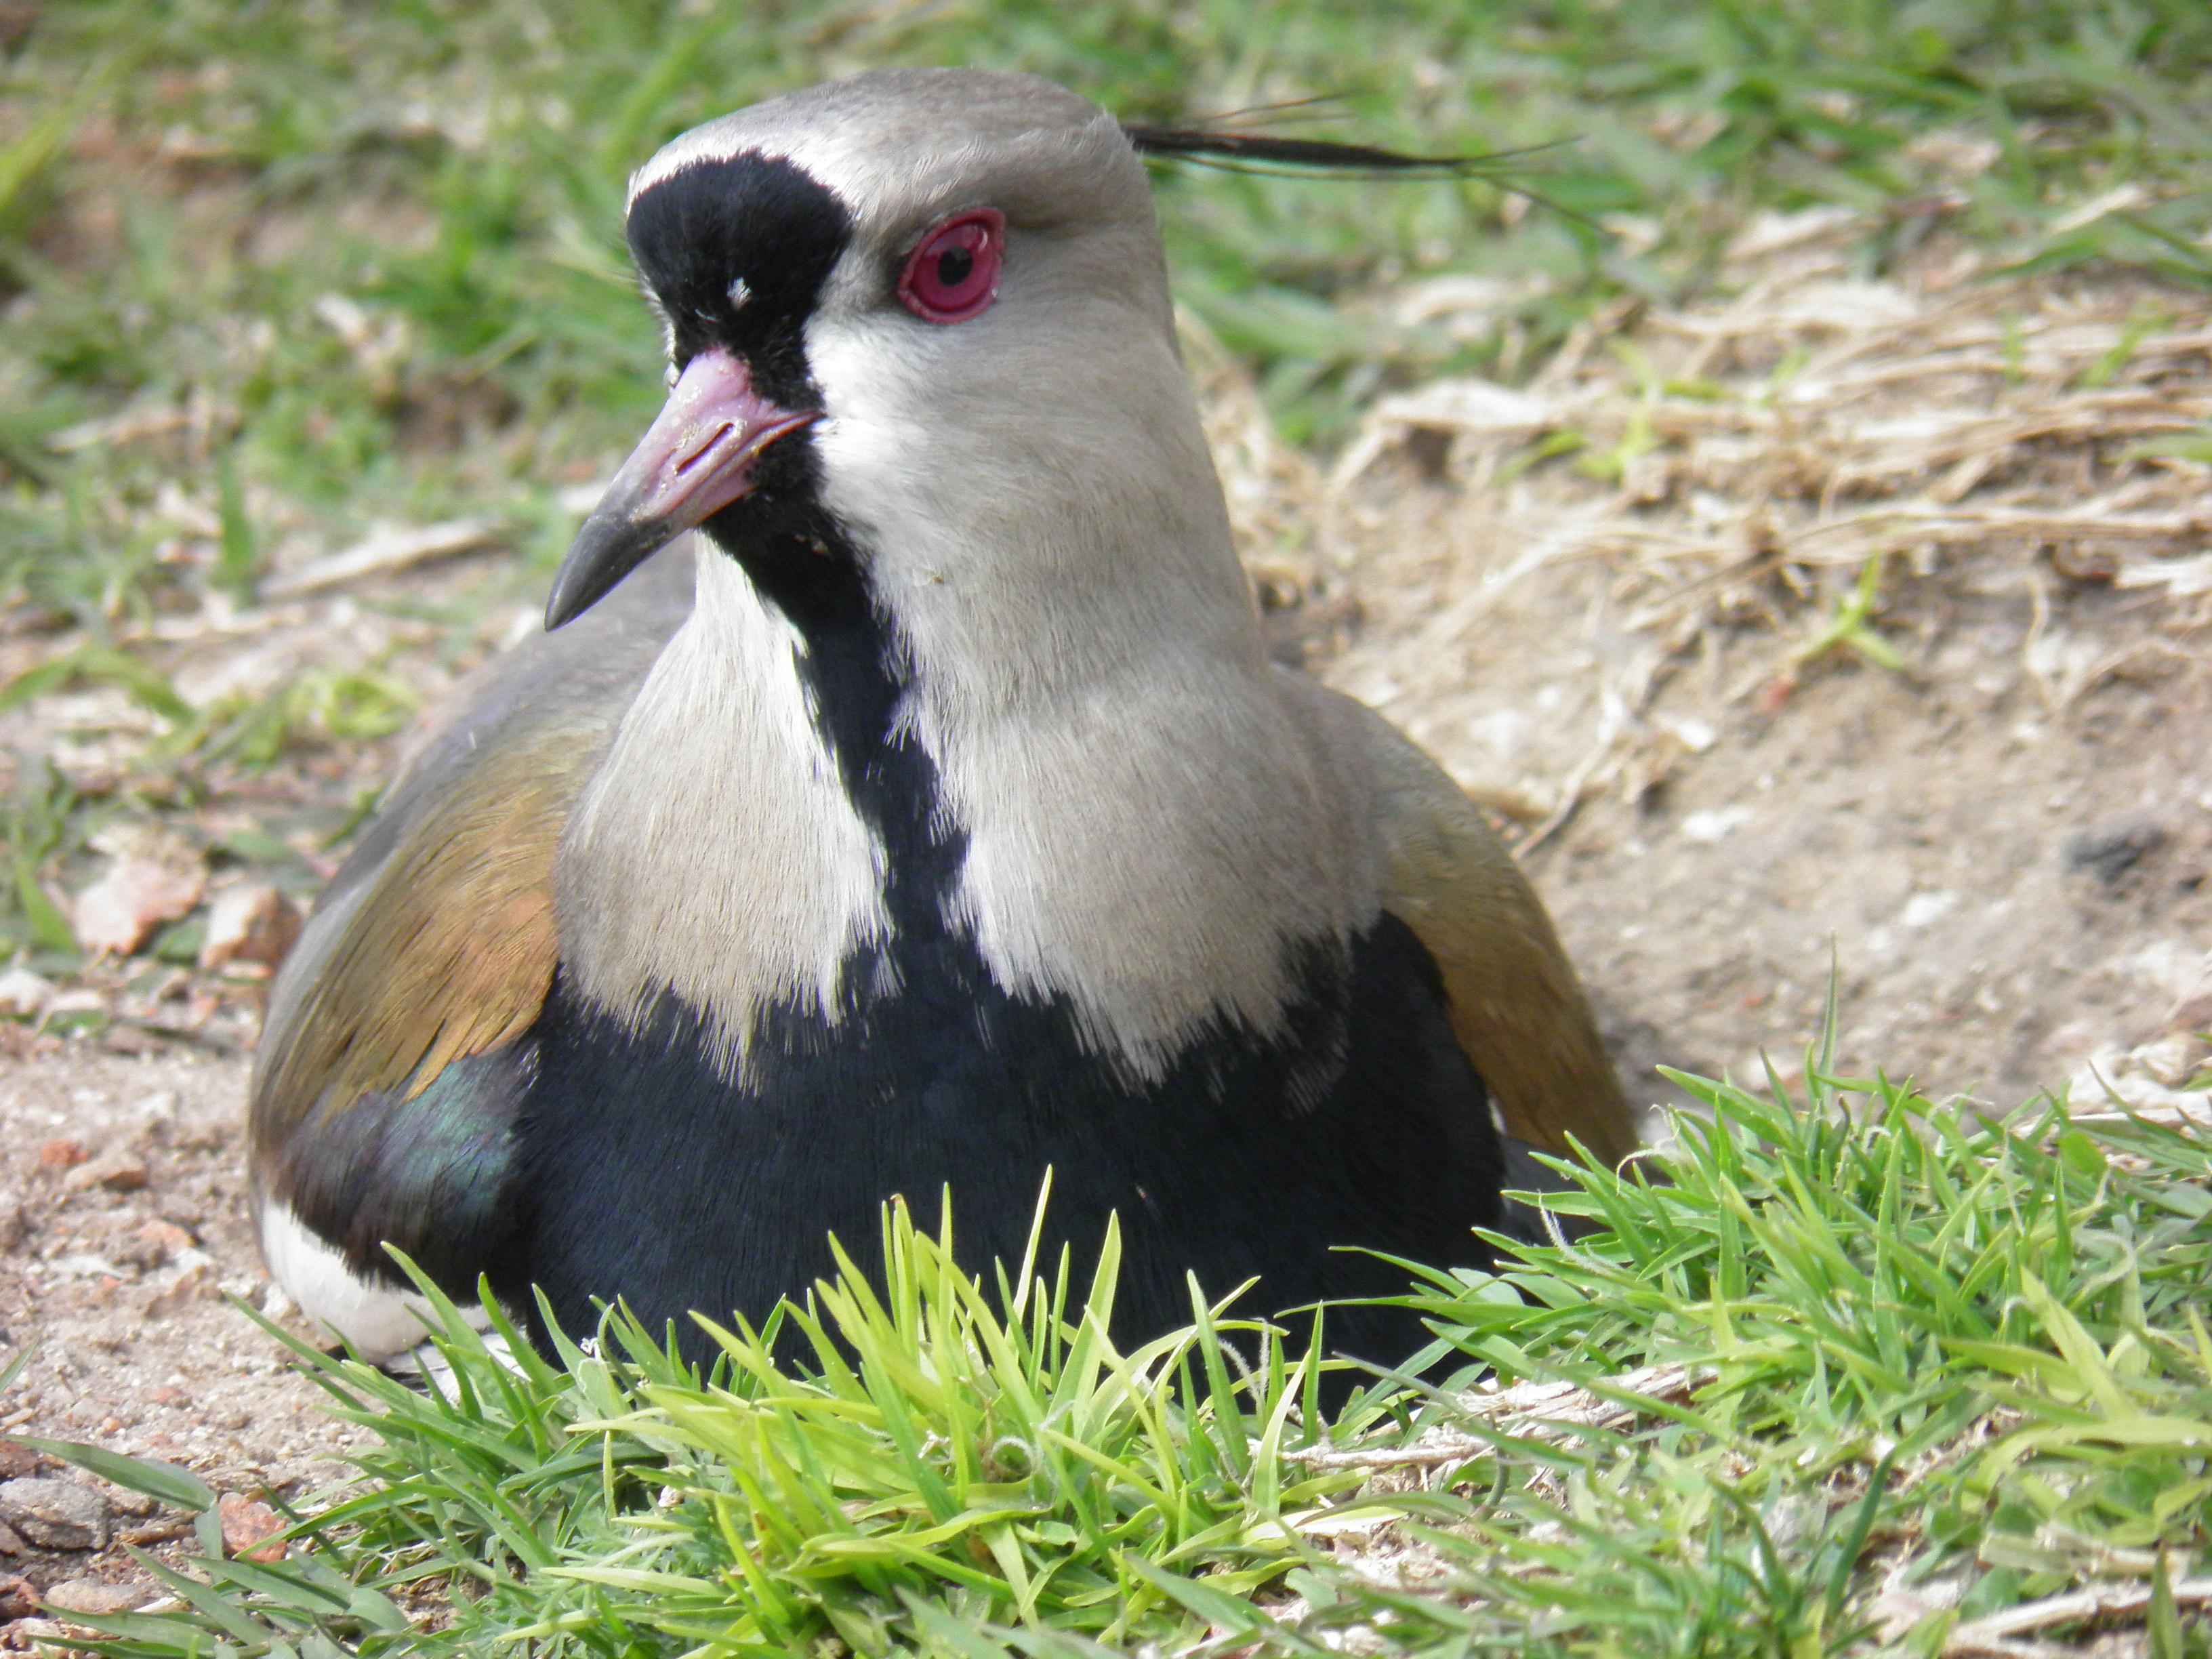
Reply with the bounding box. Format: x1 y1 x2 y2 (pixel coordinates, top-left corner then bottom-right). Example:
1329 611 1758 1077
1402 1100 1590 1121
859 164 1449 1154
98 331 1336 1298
504 905 1503 1376
495 518 1506 1379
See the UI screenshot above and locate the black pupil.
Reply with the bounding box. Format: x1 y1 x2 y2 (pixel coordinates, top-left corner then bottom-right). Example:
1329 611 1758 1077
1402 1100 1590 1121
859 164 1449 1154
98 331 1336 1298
935 245 974 288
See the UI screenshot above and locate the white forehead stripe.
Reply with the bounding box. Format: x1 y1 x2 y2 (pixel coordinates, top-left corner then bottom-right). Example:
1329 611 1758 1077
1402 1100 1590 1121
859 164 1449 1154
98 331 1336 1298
628 117 770 207
623 68 1128 230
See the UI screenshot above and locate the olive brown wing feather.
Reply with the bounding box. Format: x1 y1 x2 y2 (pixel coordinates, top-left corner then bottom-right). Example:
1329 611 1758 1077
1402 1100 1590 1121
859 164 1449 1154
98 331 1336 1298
1280 674 1637 1171
249 544 697 1292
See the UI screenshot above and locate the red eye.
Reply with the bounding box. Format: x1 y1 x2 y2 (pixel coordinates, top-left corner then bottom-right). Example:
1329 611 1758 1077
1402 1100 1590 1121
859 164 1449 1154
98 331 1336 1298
897 209 1004 325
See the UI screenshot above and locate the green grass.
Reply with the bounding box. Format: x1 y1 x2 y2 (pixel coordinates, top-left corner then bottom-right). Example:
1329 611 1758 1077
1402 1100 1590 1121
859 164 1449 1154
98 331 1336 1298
25 1048 2212 1657
41 1196 1395 1657
3 0 2211 962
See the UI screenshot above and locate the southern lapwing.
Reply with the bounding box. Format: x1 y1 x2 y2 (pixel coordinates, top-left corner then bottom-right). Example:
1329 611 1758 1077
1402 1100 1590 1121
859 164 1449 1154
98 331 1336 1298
249 68 1634 1379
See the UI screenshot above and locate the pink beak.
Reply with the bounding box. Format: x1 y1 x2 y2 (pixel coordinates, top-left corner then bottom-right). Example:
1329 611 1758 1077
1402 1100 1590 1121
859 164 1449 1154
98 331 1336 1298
545 349 816 629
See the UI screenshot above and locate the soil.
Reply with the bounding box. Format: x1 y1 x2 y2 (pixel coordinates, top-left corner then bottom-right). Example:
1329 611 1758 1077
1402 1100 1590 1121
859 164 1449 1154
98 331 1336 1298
0 1054 369 1632
2 221 2209 1622
1326 452 2212 1126
1308 242 2212 1128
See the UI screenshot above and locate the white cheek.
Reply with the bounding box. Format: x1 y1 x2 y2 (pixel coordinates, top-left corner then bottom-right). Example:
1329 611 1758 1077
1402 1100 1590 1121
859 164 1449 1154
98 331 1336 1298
806 317 962 532
808 314 935 434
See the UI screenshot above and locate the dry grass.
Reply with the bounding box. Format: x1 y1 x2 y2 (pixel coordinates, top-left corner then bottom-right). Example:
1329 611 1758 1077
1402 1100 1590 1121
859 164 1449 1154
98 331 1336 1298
1209 211 2212 846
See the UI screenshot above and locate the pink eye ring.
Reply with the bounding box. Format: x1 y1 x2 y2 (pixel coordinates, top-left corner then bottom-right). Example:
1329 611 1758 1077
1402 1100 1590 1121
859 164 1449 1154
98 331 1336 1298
897 208 1004 325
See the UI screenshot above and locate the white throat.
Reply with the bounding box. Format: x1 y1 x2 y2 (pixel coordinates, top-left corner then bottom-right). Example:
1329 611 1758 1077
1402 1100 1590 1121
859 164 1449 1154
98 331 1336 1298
554 547 888 1076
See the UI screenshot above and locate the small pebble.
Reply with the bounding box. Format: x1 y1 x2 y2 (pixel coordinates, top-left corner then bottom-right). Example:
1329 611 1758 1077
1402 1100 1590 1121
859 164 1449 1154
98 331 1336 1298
96 1485 158 1519
140 1259 216 1319
42 1576 152 1616
61 1148 150 1195
0 969 52 1019
2062 819 2165 885
135 1218 197 1263
0 1479 111 1551
2132 1032 2207 1088
218 1492 286 1563
199 883 302 975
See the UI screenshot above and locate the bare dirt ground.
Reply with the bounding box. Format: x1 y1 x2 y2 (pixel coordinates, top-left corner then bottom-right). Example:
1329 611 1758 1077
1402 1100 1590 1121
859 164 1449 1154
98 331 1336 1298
1 211 2209 1623
0 1054 367 1633
1252 211 2212 1128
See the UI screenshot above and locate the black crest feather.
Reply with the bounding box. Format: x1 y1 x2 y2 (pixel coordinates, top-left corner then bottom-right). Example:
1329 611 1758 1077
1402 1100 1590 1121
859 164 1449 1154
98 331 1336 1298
1122 123 1566 183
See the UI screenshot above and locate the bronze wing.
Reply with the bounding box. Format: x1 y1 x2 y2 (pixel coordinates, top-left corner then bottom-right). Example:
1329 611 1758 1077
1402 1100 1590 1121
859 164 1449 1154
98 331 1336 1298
1291 677 1637 1170
248 544 696 1293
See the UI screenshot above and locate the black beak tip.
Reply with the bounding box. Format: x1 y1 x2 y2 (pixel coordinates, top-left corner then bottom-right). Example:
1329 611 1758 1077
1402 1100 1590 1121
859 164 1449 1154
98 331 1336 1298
544 508 670 632
542 569 596 632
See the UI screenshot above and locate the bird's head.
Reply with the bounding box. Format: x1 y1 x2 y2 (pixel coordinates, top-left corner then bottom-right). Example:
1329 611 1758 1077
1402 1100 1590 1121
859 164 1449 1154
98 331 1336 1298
546 69 1219 636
